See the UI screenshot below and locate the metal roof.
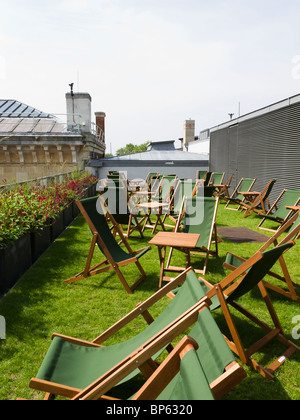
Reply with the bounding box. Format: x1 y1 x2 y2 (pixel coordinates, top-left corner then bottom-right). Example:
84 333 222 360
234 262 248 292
0 117 68 135
103 140 208 162
97 149 208 163
210 93 300 132
0 99 75 135
0 99 54 118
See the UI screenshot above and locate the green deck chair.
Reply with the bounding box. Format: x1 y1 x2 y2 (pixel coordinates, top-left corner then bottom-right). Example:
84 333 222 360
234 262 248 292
224 177 256 211
239 179 277 218
140 175 178 233
257 188 300 232
224 211 300 302
134 336 215 400
29 268 212 400
101 186 145 240
166 196 219 276
133 308 246 400
198 241 300 379
163 179 198 230
209 172 225 186
64 196 150 294
196 170 212 186
212 174 234 199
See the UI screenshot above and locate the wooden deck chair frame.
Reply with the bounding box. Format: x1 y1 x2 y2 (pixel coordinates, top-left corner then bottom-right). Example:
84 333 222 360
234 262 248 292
238 179 277 218
140 176 178 234
132 334 246 401
200 241 300 380
257 188 300 232
162 179 200 230
196 170 212 186
135 174 164 204
223 211 300 302
166 195 219 276
64 198 150 294
70 296 214 401
29 267 212 400
224 177 256 211
101 186 145 241
213 173 234 199
130 172 159 193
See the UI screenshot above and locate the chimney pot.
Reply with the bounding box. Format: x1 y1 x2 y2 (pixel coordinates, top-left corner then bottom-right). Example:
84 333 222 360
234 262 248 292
95 112 106 140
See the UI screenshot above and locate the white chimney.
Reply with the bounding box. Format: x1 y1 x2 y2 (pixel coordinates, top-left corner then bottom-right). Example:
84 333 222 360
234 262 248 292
66 92 92 133
183 119 195 151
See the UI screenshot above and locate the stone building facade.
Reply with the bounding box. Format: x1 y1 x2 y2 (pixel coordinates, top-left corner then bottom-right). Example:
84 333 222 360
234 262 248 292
0 92 106 183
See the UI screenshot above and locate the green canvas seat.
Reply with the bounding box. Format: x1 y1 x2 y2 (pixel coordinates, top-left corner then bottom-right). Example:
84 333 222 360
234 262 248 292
30 267 245 401
29 268 212 400
163 179 198 229
101 186 145 240
64 196 150 294
166 196 219 276
169 239 299 379
209 172 225 186
225 177 256 211
204 242 299 379
224 211 300 302
257 188 300 232
152 340 215 401
196 170 212 186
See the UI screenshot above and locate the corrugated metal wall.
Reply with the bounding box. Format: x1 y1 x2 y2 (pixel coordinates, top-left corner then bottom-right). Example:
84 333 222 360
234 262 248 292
210 101 300 204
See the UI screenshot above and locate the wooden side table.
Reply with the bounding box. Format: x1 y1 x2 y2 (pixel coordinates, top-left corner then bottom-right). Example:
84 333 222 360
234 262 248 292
149 232 200 288
138 201 170 234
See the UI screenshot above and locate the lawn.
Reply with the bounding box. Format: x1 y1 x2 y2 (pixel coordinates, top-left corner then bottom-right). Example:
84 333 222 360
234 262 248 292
0 200 299 400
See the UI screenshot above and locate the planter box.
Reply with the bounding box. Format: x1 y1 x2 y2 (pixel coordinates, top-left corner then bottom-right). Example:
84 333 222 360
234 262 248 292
72 200 80 218
0 234 32 295
30 225 52 263
88 183 97 197
50 212 65 241
63 204 74 228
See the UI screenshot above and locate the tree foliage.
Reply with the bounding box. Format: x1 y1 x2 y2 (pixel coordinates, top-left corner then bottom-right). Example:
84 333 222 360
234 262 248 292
115 141 149 156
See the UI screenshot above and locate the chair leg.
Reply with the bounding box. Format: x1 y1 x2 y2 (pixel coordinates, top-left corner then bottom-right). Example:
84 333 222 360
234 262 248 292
114 265 134 294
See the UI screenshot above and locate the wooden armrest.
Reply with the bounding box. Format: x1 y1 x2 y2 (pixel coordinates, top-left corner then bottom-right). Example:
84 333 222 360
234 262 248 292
51 333 103 348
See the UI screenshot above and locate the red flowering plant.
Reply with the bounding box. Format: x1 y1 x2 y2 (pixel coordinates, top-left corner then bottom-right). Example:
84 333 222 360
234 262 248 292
0 173 98 248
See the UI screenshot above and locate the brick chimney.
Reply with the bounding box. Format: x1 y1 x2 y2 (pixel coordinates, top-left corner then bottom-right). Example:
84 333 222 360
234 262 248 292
95 112 106 141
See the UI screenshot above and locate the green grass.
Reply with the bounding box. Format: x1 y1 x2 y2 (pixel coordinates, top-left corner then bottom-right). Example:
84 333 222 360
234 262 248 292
0 201 299 400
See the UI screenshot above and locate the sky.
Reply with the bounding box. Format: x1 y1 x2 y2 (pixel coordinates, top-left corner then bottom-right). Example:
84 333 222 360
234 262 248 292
0 0 300 154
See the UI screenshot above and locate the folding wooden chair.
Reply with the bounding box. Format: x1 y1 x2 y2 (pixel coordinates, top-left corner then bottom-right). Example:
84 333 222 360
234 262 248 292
101 185 145 240
209 172 225 187
257 188 300 232
133 311 246 400
224 177 256 211
29 267 213 400
163 179 200 230
139 175 178 234
224 211 300 302
74 300 247 401
29 264 246 400
165 196 219 276
238 179 277 218
196 170 212 186
213 174 234 199
200 241 300 379
64 196 150 294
